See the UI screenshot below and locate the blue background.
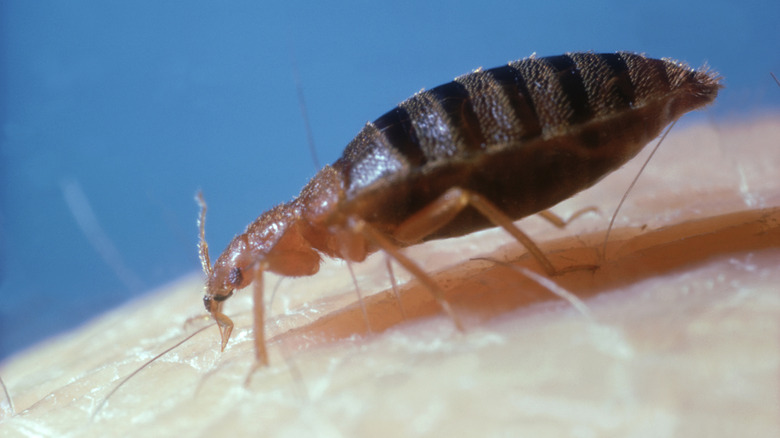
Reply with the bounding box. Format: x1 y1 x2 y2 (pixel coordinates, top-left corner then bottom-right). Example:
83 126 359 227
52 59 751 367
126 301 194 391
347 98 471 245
1 0 778 359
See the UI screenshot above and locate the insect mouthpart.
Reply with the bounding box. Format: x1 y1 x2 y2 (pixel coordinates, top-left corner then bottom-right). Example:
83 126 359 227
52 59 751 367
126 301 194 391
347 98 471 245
203 291 233 312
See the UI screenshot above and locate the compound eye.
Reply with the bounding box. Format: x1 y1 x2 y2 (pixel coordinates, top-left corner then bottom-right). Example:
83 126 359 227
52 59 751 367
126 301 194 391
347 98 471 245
228 267 243 287
203 295 212 312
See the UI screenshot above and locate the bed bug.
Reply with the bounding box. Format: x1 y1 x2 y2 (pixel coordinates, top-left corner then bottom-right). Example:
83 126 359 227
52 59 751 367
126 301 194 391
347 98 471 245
197 51 721 366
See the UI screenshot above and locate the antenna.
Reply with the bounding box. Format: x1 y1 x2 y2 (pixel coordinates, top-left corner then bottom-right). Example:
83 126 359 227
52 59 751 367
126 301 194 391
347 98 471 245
196 191 212 276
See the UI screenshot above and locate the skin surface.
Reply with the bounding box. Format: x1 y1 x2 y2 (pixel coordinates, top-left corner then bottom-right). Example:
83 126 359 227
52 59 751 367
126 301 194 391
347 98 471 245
1 117 779 437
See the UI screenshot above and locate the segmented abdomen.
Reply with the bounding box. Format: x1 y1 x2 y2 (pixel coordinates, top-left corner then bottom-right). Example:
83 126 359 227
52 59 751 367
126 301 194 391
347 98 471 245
332 51 720 238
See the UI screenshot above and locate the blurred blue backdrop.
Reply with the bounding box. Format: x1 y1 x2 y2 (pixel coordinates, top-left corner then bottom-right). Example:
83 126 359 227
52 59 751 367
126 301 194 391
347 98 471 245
1 0 778 359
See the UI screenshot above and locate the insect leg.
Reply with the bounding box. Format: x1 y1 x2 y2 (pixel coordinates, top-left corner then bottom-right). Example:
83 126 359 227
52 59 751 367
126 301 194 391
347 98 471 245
346 259 373 333
351 218 464 331
394 187 564 276
537 207 598 229
244 266 270 385
385 257 408 320
252 266 269 367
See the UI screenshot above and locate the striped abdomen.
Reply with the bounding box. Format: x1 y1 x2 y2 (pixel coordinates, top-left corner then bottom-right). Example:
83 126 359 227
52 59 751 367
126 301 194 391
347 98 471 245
199 52 720 362
328 52 720 240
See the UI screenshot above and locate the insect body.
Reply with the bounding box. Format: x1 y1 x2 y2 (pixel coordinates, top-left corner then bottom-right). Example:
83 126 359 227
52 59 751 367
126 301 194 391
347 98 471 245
198 52 721 366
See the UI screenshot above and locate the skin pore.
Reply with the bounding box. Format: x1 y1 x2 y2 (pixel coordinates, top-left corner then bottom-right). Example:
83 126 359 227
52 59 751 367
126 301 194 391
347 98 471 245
1 117 778 437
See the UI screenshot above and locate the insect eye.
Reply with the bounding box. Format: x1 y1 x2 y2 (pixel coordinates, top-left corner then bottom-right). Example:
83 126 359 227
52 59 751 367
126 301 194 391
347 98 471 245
228 267 243 286
203 295 212 311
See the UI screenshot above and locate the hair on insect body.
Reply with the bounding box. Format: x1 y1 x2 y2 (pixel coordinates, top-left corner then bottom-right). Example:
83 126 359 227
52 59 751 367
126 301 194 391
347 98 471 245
197 51 721 368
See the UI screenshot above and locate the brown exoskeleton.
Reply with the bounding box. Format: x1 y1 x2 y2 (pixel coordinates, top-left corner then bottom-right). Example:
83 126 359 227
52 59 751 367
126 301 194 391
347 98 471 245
197 52 721 367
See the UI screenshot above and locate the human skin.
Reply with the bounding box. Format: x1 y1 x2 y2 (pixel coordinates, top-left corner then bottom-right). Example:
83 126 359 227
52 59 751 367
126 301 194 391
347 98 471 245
1 117 779 437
